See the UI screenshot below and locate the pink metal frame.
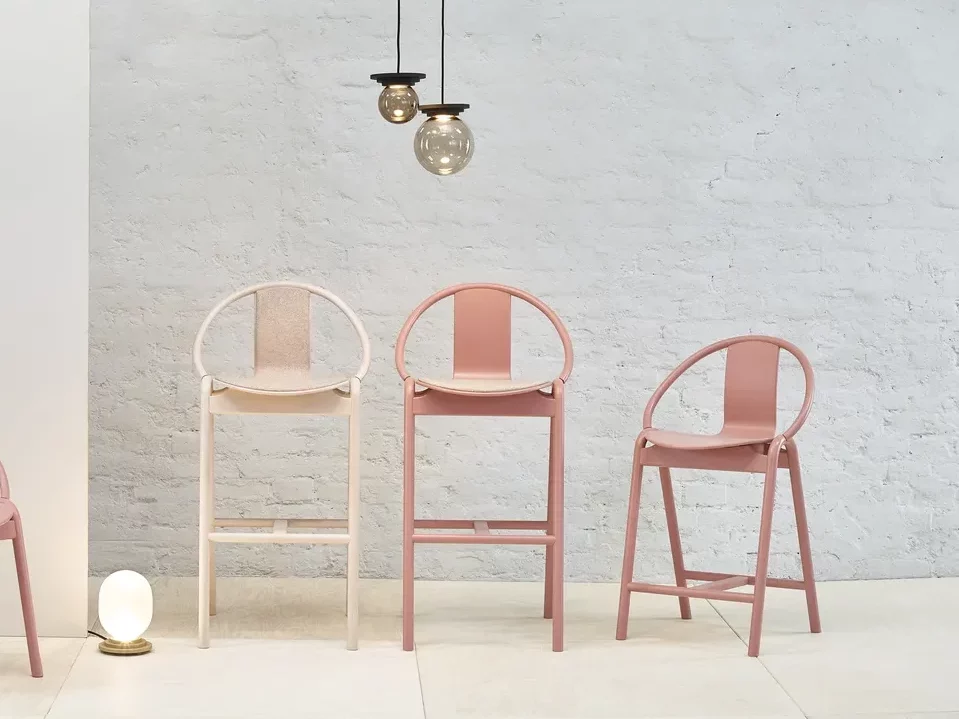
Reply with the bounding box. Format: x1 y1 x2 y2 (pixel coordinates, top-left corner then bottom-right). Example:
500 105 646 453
0 461 43 677
615 336 821 657
396 283 573 652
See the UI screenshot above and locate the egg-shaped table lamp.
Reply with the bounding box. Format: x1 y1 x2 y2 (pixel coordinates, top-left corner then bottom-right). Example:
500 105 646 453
97 570 153 655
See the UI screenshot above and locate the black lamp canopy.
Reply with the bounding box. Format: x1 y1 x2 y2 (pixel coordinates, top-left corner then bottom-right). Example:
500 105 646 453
370 72 426 87
418 103 470 118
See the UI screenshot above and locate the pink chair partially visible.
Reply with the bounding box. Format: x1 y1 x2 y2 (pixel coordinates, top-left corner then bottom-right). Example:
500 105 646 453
0 461 42 677
396 283 573 652
616 336 821 657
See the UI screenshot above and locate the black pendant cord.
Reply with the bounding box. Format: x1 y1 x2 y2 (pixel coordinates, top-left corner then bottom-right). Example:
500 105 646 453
440 0 445 103
396 0 401 73
370 0 424 90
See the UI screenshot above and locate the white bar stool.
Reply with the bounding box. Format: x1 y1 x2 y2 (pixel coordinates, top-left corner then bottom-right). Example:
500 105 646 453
192 281 371 650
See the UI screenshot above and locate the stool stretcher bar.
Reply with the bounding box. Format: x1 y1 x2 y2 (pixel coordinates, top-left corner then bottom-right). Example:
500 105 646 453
209 517 350 545
413 519 549 531
412 518 552 545
209 532 350 545
626 581 755 604
626 571 808 604
684 570 807 591
214 518 348 529
413 534 554 546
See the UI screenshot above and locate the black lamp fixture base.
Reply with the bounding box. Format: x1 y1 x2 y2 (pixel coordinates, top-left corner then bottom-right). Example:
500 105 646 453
371 72 426 87
419 103 469 117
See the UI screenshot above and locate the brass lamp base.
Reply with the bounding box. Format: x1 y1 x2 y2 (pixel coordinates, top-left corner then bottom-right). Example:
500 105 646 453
98 638 152 656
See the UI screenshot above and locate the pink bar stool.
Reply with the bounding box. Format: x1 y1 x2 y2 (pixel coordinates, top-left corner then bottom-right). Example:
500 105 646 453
396 283 573 652
0 461 42 677
616 336 821 657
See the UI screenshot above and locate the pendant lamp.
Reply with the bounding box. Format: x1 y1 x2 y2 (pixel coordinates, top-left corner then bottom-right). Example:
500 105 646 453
413 0 474 175
370 0 426 124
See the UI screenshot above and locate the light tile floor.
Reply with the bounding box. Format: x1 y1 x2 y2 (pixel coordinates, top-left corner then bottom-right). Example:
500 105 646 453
1 577 957 718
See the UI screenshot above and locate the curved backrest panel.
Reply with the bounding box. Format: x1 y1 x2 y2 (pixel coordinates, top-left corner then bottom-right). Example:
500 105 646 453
254 287 311 377
453 288 512 379
723 340 780 436
396 283 573 383
194 281 371 381
0 460 9 499
644 335 814 440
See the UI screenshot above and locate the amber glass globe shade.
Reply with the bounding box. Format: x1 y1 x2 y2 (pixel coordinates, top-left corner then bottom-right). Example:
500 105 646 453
378 85 419 124
413 114 474 176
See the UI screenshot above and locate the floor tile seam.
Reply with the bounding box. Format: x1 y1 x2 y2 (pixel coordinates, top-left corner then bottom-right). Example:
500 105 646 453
708 599 810 719
413 643 428 719
43 637 89 719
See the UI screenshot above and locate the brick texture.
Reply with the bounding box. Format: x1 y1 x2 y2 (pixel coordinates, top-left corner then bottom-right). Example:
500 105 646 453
90 1 959 581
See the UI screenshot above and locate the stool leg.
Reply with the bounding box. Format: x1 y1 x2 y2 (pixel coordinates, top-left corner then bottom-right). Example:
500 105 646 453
544 419 555 620
12 514 42 677
786 439 821 634
198 376 213 649
748 441 781 657
209 541 216 616
208 412 216 617
550 380 565 652
616 438 645 640
660 467 692 620
402 379 415 652
346 378 361 650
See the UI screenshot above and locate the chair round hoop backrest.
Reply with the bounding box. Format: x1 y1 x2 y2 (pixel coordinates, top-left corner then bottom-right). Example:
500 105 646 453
193 281 372 381
643 335 815 441
395 282 573 383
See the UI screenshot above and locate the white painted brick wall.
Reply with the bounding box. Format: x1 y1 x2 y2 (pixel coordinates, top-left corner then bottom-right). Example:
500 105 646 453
89 0 959 582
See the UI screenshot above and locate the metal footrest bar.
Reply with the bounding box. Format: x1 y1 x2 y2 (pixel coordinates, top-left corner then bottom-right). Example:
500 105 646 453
684 570 806 591
214 517 348 529
626 581 755 603
696 575 750 591
412 517 551 545
211 517 350 545
209 532 350 545
412 533 554 546
413 519 549 531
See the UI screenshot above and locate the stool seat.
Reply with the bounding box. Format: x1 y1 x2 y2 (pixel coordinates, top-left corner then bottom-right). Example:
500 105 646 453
416 376 553 396
215 371 351 396
644 428 774 451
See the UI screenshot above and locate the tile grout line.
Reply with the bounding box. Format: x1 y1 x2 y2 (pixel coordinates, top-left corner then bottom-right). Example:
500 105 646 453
705 598 748 647
707 599 811 719
413 643 428 719
43 637 88 719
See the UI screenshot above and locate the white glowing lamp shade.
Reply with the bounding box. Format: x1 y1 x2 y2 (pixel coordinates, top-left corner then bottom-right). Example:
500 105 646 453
98 571 153 642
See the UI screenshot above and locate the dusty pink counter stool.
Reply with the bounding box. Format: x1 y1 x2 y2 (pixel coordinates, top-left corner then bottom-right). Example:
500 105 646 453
616 336 821 657
0 461 42 677
396 283 573 652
